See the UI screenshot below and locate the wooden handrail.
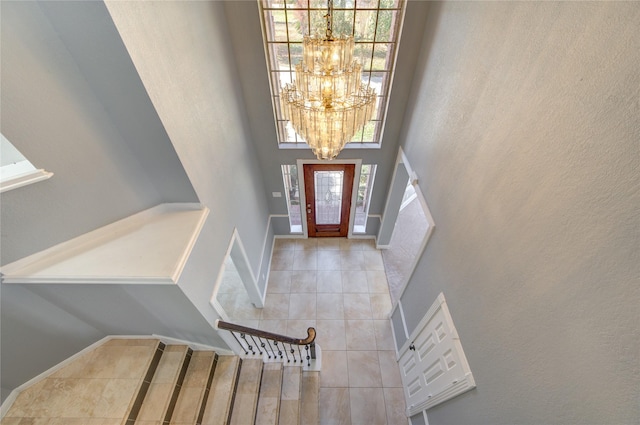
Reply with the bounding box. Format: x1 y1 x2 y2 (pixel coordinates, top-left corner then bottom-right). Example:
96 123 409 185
217 320 316 346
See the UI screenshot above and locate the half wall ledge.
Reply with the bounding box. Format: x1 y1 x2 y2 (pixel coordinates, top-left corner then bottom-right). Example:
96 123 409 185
1 203 209 285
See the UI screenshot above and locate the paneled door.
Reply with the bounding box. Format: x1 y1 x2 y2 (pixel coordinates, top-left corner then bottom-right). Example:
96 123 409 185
303 164 355 237
399 294 476 415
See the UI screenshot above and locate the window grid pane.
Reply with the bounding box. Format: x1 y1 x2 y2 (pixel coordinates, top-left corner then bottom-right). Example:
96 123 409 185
260 0 405 148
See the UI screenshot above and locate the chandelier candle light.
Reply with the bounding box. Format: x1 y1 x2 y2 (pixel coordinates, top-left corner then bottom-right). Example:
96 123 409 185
281 0 377 160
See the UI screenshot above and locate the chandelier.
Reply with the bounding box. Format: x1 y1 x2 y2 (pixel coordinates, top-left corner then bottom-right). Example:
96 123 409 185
280 0 377 160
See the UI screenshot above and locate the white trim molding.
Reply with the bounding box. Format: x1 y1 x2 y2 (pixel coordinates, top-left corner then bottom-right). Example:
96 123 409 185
0 168 53 193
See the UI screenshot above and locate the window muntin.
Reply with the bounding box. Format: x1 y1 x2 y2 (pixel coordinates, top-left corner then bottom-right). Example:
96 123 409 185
259 0 405 148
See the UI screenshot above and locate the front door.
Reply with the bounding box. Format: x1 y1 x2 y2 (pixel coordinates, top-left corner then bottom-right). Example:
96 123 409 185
303 164 355 237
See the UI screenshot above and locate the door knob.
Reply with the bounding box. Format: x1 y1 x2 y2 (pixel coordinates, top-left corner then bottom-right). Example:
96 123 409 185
307 209 312 213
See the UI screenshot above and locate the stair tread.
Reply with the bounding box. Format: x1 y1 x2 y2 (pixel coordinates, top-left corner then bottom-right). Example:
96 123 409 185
201 356 241 425
255 363 283 425
229 359 263 425
136 345 190 423
277 366 301 425
170 351 217 425
300 371 320 425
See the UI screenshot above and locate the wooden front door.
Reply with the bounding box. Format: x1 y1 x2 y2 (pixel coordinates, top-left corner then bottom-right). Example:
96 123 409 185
303 164 355 237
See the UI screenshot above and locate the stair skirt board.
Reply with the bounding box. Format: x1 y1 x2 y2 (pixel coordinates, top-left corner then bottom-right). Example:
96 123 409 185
1 338 320 425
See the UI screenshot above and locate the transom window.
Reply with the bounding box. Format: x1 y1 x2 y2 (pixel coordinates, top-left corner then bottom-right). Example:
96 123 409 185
259 0 406 148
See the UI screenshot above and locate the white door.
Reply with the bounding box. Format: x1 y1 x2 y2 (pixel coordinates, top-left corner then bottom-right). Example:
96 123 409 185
399 294 475 415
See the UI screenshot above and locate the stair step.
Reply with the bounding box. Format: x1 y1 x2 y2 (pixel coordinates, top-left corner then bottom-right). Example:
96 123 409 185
135 344 191 424
300 371 319 425
229 359 263 425
277 366 301 425
255 363 284 425
201 355 241 425
170 351 217 425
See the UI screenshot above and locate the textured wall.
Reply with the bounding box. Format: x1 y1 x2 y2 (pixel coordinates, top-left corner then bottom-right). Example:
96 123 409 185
400 2 639 424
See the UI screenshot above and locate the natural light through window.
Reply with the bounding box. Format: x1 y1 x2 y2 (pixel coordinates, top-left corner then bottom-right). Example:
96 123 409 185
0 134 52 193
354 163 376 233
259 0 405 149
282 164 303 233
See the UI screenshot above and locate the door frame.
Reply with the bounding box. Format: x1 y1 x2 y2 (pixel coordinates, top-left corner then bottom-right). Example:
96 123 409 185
296 159 362 238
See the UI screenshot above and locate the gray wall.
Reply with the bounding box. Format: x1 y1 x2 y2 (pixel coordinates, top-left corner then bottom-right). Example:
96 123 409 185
398 2 639 424
0 1 198 266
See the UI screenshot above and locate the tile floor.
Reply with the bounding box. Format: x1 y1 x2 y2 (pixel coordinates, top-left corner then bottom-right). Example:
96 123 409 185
217 238 407 425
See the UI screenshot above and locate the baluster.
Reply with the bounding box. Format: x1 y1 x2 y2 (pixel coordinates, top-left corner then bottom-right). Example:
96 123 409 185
297 345 303 363
305 344 310 367
274 341 283 359
290 344 297 363
250 335 262 355
265 339 276 359
283 344 291 363
259 338 269 358
240 333 255 355
230 331 248 355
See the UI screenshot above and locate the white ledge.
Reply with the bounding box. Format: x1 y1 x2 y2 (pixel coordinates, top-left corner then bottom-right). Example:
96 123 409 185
1 203 209 285
0 169 53 193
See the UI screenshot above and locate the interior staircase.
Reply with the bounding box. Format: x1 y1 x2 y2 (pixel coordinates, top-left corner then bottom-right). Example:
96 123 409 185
1 338 319 425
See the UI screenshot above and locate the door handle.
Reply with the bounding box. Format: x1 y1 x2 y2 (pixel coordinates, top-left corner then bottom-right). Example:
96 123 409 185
307 209 312 213
409 343 415 351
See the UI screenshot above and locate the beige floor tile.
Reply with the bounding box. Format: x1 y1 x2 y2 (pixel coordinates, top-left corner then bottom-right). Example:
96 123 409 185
295 239 318 251
317 238 341 250
347 351 382 388
366 270 389 293
317 250 342 270
378 351 402 388
383 387 408 424
271 250 294 270
292 250 317 270
301 371 320 425
349 388 387 425
320 351 349 387
291 270 317 292
258 319 288 335
343 294 372 320
319 387 351 425
345 320 376 351
370 293 392 319
316 320 346 350
363 251 385 270
317 270 343 293
93 378 140 418
373 320 397 351
289 293 316 320
340 251 364 270
267 271 292 293
341 271 369 293
317 293 344 320
261 293 290 320
84 345 154 379
287 319 317 338
274 238 297 251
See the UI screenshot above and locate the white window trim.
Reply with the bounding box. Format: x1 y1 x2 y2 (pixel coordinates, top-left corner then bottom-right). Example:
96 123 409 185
0 168 53 193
